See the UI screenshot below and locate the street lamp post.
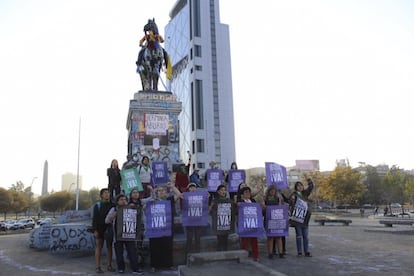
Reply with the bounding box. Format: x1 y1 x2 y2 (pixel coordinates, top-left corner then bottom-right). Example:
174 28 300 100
29 177 37 216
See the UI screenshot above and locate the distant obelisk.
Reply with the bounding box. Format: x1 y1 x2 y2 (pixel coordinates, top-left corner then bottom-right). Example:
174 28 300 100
42 160 48 196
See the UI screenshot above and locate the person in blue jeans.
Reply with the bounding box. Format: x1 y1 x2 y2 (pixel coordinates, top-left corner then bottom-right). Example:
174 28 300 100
289 178 314 257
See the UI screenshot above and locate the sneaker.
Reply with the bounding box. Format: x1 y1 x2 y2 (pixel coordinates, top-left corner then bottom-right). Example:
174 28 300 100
95 267 104 274
297 252 303 257
118 270 124 274
305 252 312 257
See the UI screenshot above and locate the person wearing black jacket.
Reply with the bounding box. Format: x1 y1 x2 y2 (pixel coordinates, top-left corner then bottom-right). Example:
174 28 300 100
92 188 116 273
107 159 122 202
289 178 314 257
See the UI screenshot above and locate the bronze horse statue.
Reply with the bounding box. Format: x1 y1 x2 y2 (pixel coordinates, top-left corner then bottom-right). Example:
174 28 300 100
136 19 171 91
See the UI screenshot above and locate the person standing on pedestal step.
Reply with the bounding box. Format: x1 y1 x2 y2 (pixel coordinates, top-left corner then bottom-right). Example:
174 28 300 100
189 167 202 188
237 186 260 262
289 177 314 257
264 185 286 259
92 188 116 274
105 194 143 275
149 181 182 273
184 182 203 256
107 159 121 202
128 188 147 270
210 184 235 251
137 156 153 199
226 161 239 202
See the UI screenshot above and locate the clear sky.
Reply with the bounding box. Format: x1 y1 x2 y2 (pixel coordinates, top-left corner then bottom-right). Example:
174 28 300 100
1 0 413 195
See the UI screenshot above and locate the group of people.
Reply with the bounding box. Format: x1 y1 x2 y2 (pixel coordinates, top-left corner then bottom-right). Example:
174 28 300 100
92 157 315 273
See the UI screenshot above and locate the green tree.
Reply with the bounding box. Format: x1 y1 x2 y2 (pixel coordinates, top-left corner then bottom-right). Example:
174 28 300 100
10 181 25 192
89 187 101 204
0 188 13 220
363 166 384 205
306 171 328 206
381 166 405 204
323 165 366 205
9 190 29 219
39 191 74 215
404 176 414 205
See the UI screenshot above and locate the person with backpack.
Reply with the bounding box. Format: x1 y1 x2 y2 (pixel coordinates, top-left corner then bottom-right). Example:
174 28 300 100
91 188 116 273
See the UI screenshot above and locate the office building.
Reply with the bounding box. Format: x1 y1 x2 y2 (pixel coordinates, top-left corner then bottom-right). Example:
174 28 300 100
164 0 236 173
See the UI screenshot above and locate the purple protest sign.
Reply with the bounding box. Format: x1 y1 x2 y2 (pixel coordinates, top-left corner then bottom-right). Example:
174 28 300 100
206 169 224 192
228 169 246 193
152 161 169 184
181 191 209 226
237 203 264 238
265 162 289 190
265 205 289 237
145 200 172 238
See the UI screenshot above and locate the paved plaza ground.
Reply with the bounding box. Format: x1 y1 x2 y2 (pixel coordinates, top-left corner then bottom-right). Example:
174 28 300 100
1 213 413 276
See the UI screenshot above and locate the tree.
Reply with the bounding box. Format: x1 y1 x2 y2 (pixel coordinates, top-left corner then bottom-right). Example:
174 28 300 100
381 166 405 204
404 176 414 205
306 171 329 206
39 191 74 215
363 166 384 205
0 188 13 220
9 190 29 219
322 165 366 205
9 181 25 192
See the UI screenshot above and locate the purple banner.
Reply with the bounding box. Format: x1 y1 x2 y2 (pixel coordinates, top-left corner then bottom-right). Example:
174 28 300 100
228 170 246 193
265 205 289 237
145 200 172 238
152 161 169 184
237 203 264 238
206 169 224 192
265 162 289 190
182 191 209 226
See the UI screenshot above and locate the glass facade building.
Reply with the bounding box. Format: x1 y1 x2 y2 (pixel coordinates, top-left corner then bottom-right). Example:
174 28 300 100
165 0 235 173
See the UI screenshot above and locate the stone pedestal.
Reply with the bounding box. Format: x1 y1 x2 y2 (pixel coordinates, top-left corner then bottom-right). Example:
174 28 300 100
126 90 182 172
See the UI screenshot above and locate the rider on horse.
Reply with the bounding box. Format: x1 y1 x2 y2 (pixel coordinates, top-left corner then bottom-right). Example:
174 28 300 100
137 19 164 72
136 18 172 91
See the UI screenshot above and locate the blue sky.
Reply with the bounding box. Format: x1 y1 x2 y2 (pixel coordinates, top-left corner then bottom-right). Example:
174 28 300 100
1 0 413 195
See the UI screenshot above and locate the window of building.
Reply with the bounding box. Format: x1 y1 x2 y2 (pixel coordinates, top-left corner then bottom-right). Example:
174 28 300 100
195 45 202 57
197 139 205 153
195 79 204 129
195 65 202 71
193 0 201 37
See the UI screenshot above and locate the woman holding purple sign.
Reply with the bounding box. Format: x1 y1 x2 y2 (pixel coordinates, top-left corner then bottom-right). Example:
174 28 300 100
264 185 286 259
237 186 260 261
184 182 204 254
148 181 182 272
289 178 314 257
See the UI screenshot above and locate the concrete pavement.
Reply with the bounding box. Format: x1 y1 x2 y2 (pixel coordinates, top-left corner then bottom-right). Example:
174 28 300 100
1 214 413 276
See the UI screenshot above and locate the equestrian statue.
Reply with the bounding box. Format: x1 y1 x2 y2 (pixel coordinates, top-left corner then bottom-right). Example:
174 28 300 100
136 18 172 91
